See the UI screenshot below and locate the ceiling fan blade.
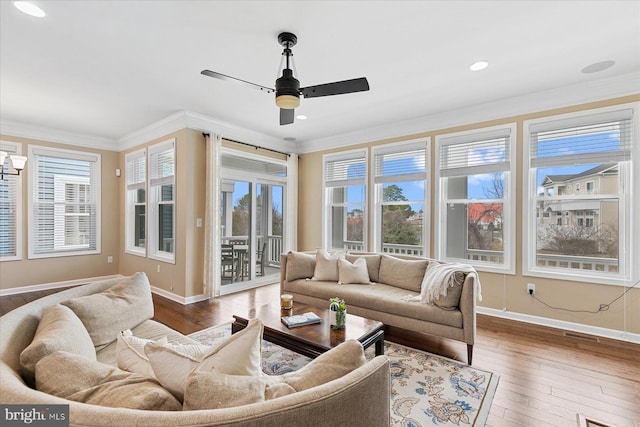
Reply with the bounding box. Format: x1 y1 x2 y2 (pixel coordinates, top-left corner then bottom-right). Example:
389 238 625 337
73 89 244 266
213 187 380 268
201 70 274 93
300 77 369 98
280 108 295 126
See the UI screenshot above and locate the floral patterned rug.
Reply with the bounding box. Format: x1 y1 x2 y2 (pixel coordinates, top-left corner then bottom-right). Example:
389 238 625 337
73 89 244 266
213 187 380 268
189 323 499 427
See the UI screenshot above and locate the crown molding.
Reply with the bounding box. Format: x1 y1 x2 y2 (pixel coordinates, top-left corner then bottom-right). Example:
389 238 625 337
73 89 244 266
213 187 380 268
118 110 296 154
0 120 119 151
299 72 640 154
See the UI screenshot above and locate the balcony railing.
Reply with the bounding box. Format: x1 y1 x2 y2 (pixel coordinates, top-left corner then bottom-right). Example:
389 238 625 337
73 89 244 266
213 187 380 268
536 253 618 273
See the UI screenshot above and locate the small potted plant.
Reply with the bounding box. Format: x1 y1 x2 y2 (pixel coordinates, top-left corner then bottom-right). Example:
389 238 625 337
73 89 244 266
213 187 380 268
329 297 347 330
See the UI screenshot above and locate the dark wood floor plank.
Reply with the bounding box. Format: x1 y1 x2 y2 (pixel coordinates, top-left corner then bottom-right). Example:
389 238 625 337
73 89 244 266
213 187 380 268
2 282 639 426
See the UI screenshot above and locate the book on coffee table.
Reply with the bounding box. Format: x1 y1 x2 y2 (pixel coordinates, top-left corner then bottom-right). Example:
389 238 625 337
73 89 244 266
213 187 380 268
281 312 322 328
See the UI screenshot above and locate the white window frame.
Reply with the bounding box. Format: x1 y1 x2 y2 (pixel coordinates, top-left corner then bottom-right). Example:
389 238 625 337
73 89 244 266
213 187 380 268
0 141 23 261
371 138 430 257
523 103 638 286
28 145 101 259
148 139 175 263
435 123 516 274
125 148 146 257
322 148 368 251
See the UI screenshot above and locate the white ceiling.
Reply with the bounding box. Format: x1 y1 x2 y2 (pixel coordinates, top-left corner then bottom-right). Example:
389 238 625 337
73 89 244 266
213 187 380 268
1 0 639 152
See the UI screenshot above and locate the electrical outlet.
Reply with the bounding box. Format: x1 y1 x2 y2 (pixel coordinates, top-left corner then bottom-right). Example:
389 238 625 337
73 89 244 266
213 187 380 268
157 264 161 273
107 256 113 264
527 283 535 295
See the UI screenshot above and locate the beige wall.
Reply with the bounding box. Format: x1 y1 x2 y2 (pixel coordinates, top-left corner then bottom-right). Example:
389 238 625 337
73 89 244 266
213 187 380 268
0 135 120 290
297 95 640 335
118 129 206 299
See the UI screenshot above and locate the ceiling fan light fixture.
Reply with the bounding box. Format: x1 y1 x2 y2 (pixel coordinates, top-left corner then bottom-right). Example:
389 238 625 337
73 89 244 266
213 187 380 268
276 94 300 109
275 68 300 109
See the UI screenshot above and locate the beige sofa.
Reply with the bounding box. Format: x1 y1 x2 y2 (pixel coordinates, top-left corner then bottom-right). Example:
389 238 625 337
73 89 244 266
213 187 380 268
281 251 477 364
1 274 391 427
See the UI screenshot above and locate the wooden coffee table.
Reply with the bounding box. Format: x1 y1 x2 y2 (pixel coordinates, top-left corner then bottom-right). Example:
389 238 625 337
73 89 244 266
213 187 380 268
232 302 385 359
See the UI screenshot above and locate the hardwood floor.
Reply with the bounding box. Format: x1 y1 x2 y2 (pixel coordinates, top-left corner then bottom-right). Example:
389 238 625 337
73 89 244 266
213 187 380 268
2 283 638 427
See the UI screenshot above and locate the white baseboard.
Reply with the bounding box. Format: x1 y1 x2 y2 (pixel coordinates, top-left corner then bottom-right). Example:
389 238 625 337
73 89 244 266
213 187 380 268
477 306 640 345
0 275 124 296
150 286 208 305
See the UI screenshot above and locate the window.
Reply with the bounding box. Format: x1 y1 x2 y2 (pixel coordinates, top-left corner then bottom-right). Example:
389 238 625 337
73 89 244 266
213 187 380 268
436 124 516 273
373 140 428 256
148 139 175 262
29 146 100 258
0 141 23 261
125 149 146 256
323 149 367 251
524 105 635 283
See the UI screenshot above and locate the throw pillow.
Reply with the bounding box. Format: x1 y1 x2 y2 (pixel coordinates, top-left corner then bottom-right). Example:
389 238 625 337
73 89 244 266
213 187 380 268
312 249 343 281
145 318 263 401
35 351 181 411
61 272 154 348
345 254 381 282
183 372 295 410
285 251 316 281
116 330 168 379
378 255 429 292
338 257 371 285
182 339 365 411
20 304 96 379
280 339 366 391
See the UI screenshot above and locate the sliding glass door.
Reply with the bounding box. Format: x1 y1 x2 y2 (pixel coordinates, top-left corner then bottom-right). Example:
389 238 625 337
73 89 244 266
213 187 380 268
220 151 287 293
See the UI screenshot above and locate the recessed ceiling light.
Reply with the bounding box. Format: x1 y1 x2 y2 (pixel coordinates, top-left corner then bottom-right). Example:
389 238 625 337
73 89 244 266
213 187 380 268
469 61 489 71
581 60 615 74
296 114 307 120
13 1 46 17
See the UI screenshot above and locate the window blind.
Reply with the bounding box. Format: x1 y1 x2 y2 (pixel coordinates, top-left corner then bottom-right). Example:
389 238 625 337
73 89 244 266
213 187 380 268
439 129 511 177
0 143 19 258
30 147 100 256
126 149 146 190
530 109 633 167
324 152 366 188
374 145 427 184
149 141 174 187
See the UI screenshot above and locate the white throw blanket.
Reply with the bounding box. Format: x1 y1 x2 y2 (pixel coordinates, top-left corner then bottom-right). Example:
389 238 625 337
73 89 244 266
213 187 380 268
405 262 482 304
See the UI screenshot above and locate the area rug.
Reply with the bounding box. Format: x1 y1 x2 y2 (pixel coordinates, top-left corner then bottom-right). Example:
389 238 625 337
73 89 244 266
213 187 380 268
189 324 499 427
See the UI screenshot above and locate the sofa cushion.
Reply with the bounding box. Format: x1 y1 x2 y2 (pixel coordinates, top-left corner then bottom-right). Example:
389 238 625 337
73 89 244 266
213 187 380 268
20 304 96 379
378 255 429 292
145 318 263 401
182 340 365 410
35 351 181 411
61 272 154 349
338 258 371 285
286 251 316 281
312 249 343 281
346 254 381 282
285 279 462 328
116 330 168 379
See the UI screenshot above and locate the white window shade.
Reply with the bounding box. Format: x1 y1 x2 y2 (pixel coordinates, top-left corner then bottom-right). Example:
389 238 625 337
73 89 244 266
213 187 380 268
149 141 175 186
439 129 511 178
374 144 427 184
324 151 366 187
126 149 146 190
29 146 100 257
530 110 633 168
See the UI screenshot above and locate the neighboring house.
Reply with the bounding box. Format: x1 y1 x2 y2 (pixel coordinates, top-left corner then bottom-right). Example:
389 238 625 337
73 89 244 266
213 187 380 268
537 164 618 256
538 164 617 228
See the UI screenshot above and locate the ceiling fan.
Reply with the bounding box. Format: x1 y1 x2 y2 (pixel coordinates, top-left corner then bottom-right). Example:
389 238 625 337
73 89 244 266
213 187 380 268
201 32 370 126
